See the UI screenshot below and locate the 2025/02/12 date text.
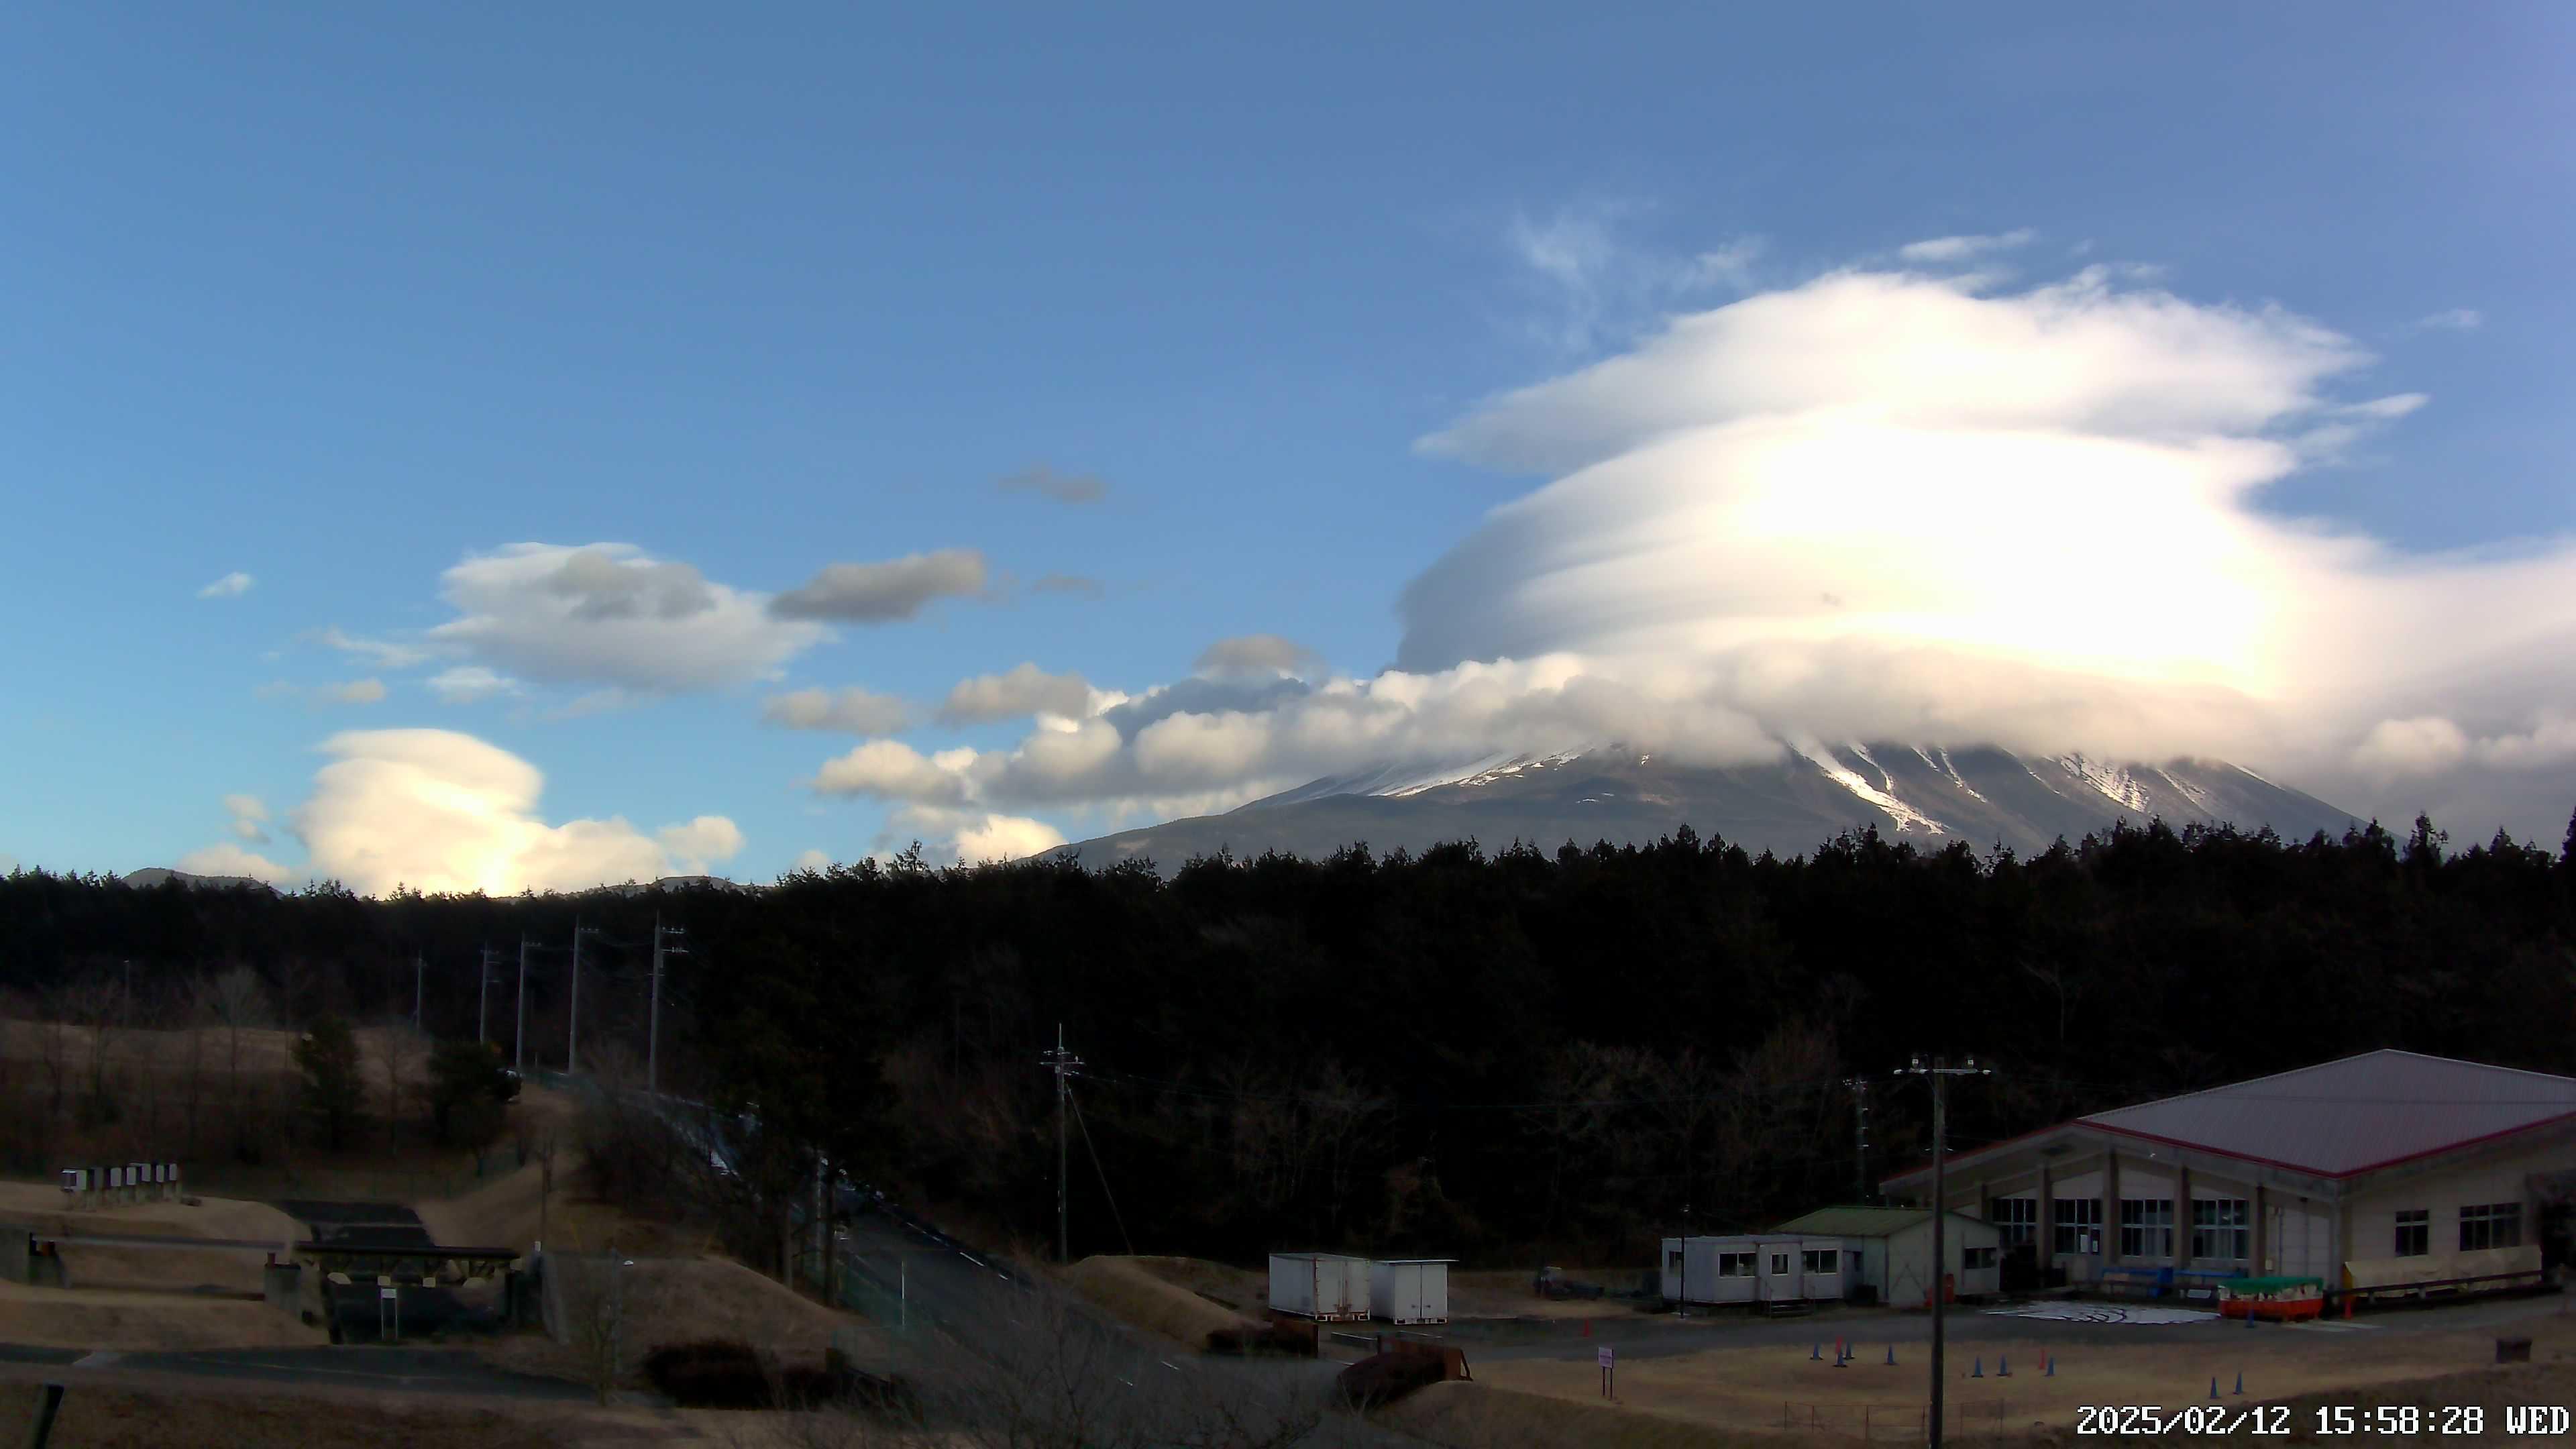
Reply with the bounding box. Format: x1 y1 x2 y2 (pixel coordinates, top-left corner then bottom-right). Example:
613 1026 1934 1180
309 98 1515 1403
2078 1406 2293 1435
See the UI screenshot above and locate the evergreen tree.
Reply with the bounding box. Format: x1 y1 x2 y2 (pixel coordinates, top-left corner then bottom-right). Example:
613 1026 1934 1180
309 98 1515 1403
293 1012 365 1152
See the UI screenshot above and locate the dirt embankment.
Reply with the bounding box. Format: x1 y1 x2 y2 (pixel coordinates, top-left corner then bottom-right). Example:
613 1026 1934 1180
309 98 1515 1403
0 1180 301 1283
1067 1256 1262 1346
0 1179 323 1350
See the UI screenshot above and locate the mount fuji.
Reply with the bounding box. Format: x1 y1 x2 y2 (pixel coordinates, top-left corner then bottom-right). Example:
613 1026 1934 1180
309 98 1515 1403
1054 743 2361 873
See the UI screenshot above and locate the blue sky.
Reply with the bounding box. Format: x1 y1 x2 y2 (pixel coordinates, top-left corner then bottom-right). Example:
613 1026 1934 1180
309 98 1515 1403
4 3 2571 890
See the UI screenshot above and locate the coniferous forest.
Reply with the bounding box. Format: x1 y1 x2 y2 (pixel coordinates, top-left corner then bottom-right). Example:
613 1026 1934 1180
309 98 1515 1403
4 812 2572 1270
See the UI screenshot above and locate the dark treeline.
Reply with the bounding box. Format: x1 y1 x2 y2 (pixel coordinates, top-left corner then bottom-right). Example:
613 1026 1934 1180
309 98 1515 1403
5 810 2574 1271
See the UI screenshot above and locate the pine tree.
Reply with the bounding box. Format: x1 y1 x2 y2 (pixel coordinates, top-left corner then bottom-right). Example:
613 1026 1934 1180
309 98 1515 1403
293 1013 365 1152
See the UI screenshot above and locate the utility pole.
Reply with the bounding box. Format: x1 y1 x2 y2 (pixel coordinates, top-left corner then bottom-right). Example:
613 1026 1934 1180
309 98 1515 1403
1845 1077 1872 1203
478 945 497 1045
414 953 425 1034
1040 1025 1083 1263
515 936 529 1073
1679 1123 1693 1320
569 918 604 1075
650 916 686 1095
1898 1055 1992 1449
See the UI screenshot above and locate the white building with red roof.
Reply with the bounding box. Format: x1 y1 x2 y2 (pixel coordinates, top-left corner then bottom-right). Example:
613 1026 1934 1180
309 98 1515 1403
1879 1051 2576 1295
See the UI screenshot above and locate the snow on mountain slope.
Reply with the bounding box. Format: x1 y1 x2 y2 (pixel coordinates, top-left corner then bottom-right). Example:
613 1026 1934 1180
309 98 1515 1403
1059 742 2362 875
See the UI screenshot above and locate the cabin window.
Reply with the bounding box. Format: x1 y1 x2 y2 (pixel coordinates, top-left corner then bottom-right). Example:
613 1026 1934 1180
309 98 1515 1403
2393 1209 2428 1256
1668 1250 1684 1273
1717 1252 1754 1277
2118 1199 2175 1258
1992 1197 2038 1247
2053 1198 2102 1254
1770 1252 1789 1275
2190 1199 2250 1260
1961 1245 1997 1269
1803 1249 1838 1274
2459 1203 2521 1251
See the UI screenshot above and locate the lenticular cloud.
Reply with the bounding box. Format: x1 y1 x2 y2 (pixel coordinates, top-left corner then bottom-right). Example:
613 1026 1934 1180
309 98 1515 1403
1395 266 2576 826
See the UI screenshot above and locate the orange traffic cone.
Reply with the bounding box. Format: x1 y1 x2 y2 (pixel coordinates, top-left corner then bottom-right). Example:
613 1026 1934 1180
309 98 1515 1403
1581 1319 1591 1337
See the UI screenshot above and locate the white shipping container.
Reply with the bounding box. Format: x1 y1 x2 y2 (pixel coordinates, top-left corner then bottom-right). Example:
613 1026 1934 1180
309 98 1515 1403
1269 1252 1369 1321
1368 1258 1453 1325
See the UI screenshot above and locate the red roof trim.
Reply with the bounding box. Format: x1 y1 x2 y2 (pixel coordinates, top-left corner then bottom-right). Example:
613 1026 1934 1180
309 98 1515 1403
1887 1108 2576 1188
2326 1108 2576 1179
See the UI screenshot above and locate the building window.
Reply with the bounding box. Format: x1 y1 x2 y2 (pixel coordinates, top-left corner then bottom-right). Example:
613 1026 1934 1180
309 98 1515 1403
1962 1245 1997 1269
1717 1252 1754 1277
1993 1197 2038 1247
2190 1199 2251 1261
1668 1250 1684 1273
2053 1198 2102 1254
1770 1252 1790 1276
1803 1249 1839 1275
2459 1203 2522 1251
2119 1199 2175 1258
2394 1209 2428 1256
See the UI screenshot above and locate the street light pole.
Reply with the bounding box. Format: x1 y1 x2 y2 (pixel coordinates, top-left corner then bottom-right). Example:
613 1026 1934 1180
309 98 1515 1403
1898 1054 1992 1449
478 945 496 1045
414 953 425 1034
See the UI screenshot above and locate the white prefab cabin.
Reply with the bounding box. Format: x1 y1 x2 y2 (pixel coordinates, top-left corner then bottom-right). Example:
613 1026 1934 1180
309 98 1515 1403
1659 1234 1846 1306
1269 1252 1369 1321
1773 1207 2002 1305
1368 1258 1454 1325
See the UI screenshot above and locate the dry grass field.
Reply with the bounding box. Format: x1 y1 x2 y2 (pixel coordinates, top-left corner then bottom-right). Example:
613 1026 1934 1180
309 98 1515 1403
1454 1308 2576 1441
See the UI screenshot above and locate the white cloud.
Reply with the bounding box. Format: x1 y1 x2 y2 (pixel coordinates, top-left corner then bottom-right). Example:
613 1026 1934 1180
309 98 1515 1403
791 847 833 873
1195 635 1320 675
2415 308 2483 332
1395 263 2576 836
197 572 256 599
809 739 972 803
997 464 1110 505
429 665 522 704
2350 716 2471 782
879 806 1068 867
763 686 910 735
311 625 433 669
655 816 745 867
431 543 824 692
174 842 296 884
284 729 746 894
1031 573 1108 599
769 549 989 623
320 679 387 705
1896 228 2037 264
1507 203 1765 352
223 794 270 844
937 663 1094 724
